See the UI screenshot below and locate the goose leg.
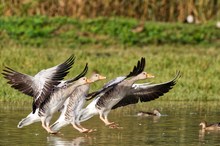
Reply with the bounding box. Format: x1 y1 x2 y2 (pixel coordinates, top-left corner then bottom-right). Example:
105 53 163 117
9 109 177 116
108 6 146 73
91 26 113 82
75 118 94 133
77 124 95 133
41 117 57 134
71 122 90 133
99 113 115 126
103 113 121 129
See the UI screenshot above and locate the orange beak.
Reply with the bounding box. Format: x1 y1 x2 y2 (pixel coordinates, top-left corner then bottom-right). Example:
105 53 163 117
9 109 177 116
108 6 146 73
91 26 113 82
99 75 106 80
146 73 155 78
86 79 93 83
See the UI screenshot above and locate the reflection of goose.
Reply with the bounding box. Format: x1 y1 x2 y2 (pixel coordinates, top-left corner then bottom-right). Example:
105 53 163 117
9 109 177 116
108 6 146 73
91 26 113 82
47 135 87 146
199 121 220 130
50 73 106 133
2 55 75 114
79 58 180 128
17 64 90 133
137 109 161 117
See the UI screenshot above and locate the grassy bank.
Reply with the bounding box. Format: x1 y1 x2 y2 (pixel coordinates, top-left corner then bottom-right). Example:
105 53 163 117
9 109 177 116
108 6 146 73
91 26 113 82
0 16 219 49
0 44 220 103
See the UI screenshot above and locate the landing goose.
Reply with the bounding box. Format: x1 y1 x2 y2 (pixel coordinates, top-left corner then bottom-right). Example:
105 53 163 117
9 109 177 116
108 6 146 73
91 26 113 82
17 64 90 133
199 121 220 130
50 73 106 133
137 109 161 117
2 55 75 113
79 58 180 128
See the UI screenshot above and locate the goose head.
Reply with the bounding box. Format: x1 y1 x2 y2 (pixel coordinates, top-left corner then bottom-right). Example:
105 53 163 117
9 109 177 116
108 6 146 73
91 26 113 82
199 121 207 129
136 72 155 80
153 109 161 116
89 74 106 82
76 77 92 85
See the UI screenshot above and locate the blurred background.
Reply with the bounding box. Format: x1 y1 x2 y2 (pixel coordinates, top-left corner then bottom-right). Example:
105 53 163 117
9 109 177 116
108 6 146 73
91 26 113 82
0 1 220 145
0 0 220 101
0 0 219 48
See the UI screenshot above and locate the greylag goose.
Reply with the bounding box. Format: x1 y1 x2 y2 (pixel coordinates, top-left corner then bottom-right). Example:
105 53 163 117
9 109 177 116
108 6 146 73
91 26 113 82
50 73 106 133
2 55 75 114
137 109 161 117
17 64 90 133
79 58 180 128
199 121 220 130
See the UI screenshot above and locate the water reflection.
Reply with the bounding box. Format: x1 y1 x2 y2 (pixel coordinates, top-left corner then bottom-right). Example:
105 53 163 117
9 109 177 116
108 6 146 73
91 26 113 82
1 101 220 145
47 135 88 146
199 129 220 144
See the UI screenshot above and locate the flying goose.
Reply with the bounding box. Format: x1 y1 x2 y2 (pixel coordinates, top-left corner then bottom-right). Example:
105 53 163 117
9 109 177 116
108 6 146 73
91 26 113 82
79 58 180 128
2 55 75 114
137 109 161 117
17 64 90 133
199 121 220 130
50 73 106 133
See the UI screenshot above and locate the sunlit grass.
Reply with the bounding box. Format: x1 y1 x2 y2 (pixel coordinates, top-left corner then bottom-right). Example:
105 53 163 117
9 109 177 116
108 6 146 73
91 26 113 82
0 44 220 103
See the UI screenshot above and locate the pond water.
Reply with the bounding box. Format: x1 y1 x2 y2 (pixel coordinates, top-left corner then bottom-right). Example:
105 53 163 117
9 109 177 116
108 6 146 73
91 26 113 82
1 101 220 146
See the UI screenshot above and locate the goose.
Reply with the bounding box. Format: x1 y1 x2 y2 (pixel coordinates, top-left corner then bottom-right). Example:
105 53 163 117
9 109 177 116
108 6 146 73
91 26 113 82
50 73 106 133
137 109 161 117
2 55 75 114
79 58 180 128
199 121 220 130
17 64 90 133
2 55 91 133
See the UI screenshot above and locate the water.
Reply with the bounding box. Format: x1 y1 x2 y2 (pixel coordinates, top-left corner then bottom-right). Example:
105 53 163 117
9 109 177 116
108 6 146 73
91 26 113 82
1 101 220 146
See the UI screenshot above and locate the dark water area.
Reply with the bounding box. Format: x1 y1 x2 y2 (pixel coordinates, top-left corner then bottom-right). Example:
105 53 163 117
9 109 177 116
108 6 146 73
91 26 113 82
1 101 220 146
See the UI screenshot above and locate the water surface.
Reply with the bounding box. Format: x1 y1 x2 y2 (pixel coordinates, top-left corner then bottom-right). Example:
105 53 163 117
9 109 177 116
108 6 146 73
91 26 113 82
1 101 220 146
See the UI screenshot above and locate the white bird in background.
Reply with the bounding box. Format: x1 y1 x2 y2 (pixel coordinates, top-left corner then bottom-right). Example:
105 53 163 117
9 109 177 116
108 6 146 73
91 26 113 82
50 73 106 133
79 58 180 128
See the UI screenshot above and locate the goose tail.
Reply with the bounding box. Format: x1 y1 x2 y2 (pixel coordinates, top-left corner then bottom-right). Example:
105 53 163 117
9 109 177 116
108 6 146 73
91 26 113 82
78 97 99 122
17 110 40 128
50 119 69 132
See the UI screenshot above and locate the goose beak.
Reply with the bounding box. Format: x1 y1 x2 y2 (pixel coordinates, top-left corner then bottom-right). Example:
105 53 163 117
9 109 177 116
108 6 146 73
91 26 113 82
146 73 155 78
86 79 92 83
99 75 106 80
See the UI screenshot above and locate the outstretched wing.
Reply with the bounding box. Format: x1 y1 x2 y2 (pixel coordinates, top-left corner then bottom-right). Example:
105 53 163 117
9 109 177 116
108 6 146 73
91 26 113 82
2 67 35 97
86 57 146 100
2 54 75 113
39 63 89 111
112 71 181 109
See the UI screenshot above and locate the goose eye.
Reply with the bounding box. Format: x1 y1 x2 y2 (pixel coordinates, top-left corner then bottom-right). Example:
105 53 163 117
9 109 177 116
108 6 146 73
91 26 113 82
143 72 146 75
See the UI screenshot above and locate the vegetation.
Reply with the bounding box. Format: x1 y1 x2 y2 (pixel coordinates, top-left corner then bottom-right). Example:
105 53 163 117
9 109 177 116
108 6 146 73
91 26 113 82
1 44 220 103
0 16 219 103
0 0 219 22
0 16 219 49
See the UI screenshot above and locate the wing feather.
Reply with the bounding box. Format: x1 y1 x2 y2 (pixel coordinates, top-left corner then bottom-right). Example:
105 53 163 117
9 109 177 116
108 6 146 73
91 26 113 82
86 57 146 100
2 54 75 113
112 71 181 109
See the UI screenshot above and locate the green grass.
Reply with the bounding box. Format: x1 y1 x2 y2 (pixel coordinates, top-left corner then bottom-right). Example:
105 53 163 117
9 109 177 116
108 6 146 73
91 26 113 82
1 44 220 103
0 16 219 49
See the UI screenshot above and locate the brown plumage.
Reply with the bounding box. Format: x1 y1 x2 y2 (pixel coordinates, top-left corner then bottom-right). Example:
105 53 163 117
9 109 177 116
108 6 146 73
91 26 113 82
199 121 220 130
137 109 161 117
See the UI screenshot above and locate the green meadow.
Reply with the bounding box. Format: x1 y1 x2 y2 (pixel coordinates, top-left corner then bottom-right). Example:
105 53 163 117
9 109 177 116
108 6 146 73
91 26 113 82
0 17 220 103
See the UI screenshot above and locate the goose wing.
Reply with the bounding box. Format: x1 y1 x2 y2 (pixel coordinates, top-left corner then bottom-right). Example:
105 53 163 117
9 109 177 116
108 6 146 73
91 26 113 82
56 63 88 88
112 71 180 109
86 57 146 100
39 63 89 110
2 55 75 113
86 76 125 100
